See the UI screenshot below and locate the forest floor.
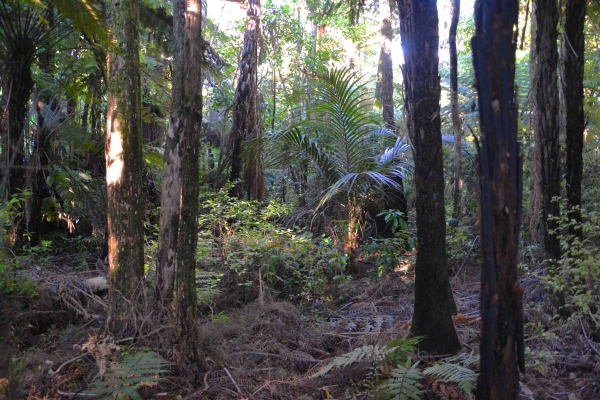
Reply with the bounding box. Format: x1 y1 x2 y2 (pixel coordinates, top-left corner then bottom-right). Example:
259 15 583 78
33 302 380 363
2 248 600 400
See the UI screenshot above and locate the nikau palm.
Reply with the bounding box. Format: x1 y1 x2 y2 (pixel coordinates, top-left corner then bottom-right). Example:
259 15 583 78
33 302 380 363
274 68 409 209
273 68 410 260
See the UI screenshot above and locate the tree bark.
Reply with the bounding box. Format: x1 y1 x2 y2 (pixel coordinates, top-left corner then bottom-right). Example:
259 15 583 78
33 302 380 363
106 0 145 336
174 0 202 372
375 0 408 238
471 0 525 398
449 0 463 227
561 0 586 242
228 0 264 202
532 0 562 309
155 0 185 304
397 0 460 355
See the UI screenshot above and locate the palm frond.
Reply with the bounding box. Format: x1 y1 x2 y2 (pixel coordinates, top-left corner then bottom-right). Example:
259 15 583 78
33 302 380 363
273 67 412 209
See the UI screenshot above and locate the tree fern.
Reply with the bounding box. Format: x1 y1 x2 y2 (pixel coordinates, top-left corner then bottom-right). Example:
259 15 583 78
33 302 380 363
85 350 169 399
386 360 423 400
423 353 479 397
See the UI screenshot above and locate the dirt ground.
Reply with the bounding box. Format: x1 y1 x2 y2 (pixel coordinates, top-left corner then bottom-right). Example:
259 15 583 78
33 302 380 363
1 251 599 400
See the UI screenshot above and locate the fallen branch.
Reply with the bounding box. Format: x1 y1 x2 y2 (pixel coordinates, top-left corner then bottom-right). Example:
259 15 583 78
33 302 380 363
49 354 90 376
579 317 600 358
56 390 97 398
454 235 479 278
115 326 169 344
224 367 243 396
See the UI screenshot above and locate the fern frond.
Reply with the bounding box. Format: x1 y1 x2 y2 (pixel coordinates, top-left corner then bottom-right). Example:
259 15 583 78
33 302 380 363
310 344 393 378
386 360 423 400
85 351 169 399
423 354 478 397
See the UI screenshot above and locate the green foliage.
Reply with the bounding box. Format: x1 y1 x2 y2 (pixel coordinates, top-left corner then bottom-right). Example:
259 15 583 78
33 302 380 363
545 198 600 323
85 350 169 400
385 360 423 400
273 68 411 209
423 353 478 397
310 344 394 379
197 186 348 302
446 225 475 262
0 260 38 300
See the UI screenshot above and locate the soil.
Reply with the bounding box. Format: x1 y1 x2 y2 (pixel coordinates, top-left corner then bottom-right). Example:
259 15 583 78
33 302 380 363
1 250 599 399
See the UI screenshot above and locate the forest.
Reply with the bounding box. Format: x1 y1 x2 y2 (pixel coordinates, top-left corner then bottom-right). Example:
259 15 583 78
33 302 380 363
0 0 598 398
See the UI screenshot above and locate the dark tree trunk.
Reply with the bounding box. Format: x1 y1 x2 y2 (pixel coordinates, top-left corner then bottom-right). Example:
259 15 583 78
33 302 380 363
532 0 562 309
397 0 460 355
174 0 203 372
449 0 463 227
228 0 264 201
155 0 186 304
561 0 586 242
26 40 55 247
106 0 145 336
471 0 525 398
26 109 51 246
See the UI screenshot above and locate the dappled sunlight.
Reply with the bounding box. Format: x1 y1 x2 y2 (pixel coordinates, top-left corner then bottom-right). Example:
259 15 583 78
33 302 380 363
106 120 124 186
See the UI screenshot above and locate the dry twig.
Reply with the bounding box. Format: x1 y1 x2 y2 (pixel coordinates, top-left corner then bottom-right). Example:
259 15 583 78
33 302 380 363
579 317 600 358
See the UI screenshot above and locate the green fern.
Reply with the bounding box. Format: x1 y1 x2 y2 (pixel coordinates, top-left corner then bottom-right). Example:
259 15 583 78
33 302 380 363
85 350 169 399
196 270 222 303
423 354 479 397
310 344 393 378
386 360 423 400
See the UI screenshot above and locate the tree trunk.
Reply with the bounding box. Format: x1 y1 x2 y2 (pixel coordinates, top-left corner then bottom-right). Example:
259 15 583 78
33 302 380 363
532 0 562 309
527 2 543 244
174 0 203 372
449 0 463 227
155 0 186 304
561 0 586 242
228 0 264 202
106 0 145 336
397 0 460 355
471 0 525 398
374 0 408 239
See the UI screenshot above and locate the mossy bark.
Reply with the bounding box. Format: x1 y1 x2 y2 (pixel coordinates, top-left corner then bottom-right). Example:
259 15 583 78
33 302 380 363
175 0 203 372
155 0 185 304
532 0 563 310
106 0 145 336
449 0 463 227
228 0 264 201
397 0 461 355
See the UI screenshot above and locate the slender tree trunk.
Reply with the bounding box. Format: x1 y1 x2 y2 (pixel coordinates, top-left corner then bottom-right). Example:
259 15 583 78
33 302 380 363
106 0 145 335
532 0 562 309
561 0 586 242
397 0 460 355
229 0 264 201
155 0 185 304
449 0 463 227
527 3 543 244
375 0 408 238
472 0 525 398
174 0 203 371
26 38 55 247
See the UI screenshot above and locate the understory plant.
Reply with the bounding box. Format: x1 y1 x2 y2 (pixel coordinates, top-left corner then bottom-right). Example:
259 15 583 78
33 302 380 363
545 199 600 324
272 68 412 265
197 185 348 303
